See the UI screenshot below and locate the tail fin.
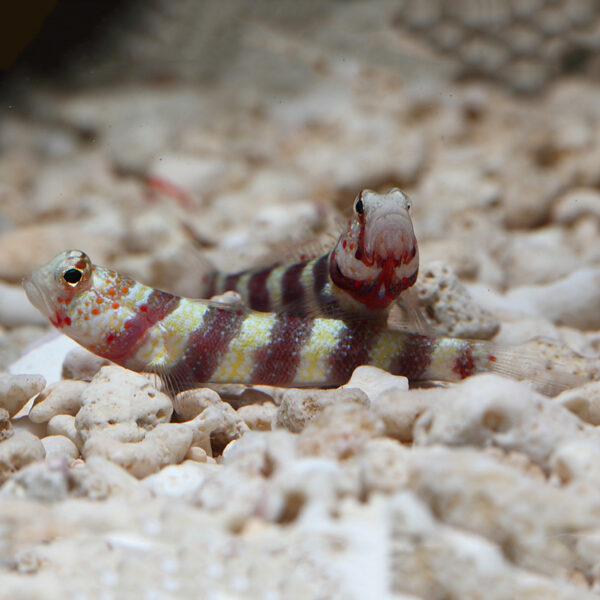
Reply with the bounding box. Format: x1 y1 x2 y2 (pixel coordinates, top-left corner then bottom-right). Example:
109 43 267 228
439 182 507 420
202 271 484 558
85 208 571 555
476 338 593 397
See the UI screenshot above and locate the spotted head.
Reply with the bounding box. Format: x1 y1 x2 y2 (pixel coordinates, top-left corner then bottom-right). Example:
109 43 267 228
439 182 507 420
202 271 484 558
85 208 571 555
23 250 170 366
329 189 419 309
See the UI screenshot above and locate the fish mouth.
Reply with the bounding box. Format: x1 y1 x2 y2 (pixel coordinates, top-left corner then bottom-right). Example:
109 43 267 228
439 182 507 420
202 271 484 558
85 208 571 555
22 275 52 318
363 211 416 264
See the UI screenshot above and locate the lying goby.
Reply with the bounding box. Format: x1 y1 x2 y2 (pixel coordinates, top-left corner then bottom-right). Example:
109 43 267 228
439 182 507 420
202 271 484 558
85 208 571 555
24 250 553 391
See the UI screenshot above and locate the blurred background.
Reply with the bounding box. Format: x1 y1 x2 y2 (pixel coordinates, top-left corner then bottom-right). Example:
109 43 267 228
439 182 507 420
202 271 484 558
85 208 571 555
1 0 600 355
2 5 600 598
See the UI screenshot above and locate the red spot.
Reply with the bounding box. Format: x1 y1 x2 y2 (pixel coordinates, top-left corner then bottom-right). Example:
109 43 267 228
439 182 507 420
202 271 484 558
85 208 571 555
64 316 71 326
106 333 114 343
112 302 119 309
56 297 63 303
349 243 354 250
489 354 497 362
65 298 71 305
342 240 347 249
96 297 103 304
140 305 148 312
91 308 100 315
124 321 131 329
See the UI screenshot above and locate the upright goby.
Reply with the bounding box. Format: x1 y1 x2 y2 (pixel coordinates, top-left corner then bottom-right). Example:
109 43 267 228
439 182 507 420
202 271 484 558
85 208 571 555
204 189 420 320
24 250 543 390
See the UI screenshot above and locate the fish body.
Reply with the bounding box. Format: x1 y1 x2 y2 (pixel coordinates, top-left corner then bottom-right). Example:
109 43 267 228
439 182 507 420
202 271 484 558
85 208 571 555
24 250 497 389
205 189 419 319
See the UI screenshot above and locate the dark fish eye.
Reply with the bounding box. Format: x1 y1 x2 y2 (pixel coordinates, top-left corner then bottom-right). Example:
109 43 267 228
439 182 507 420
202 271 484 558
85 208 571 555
63 268 83 285
355 198 364 214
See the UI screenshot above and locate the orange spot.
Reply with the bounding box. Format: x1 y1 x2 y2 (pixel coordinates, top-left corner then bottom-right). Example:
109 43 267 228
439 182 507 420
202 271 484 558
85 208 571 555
108 289 116 296
96 297 103 304
56 297 63 303
112 302 119 309
124 321 131 329
121 287 129 294
140 305 148 312
349 243 354 250
75 260 86 270
84 315 89 320
77 309 82 315
64 316 71 326
105 280 111 285
64 298 71 305
91 308 100 315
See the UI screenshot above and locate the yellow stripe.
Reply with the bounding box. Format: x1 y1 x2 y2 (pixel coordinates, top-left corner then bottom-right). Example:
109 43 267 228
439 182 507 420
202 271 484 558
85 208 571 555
295 318 346 385
236 272 253 304
212 313 276 381
368 329 403 371
266 265 289 309
428 337 465 380
300 257 319 311
140 299 211 367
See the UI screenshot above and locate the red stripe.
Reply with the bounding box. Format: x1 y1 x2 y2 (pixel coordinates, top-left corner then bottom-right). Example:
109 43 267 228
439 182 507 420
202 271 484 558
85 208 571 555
247 268 272 311
169 307 246 384
281 262 308 309
250 316 314 385
312 254 329 298
101 290 180 362
453 344 475 379
202 271 218 297
224 273 242 293
312 253 341 317
327 321 382 386
388 334 434 379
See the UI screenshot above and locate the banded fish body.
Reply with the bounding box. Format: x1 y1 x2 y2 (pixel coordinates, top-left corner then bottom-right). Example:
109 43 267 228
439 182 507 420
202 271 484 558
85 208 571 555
204 189 419 319
23 250 504 390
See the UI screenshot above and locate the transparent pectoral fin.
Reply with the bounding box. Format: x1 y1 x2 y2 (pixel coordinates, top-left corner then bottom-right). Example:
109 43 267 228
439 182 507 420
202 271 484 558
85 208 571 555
388 288 433 335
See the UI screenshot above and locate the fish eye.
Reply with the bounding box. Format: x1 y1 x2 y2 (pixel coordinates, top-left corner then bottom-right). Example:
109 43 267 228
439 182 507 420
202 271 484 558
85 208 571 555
355 198 364 214
63 268 83 285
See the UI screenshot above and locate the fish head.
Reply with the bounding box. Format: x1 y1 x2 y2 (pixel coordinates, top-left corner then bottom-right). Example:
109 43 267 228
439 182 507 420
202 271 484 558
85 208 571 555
330 189 419 308
23 250 143 355
23 249 96 328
